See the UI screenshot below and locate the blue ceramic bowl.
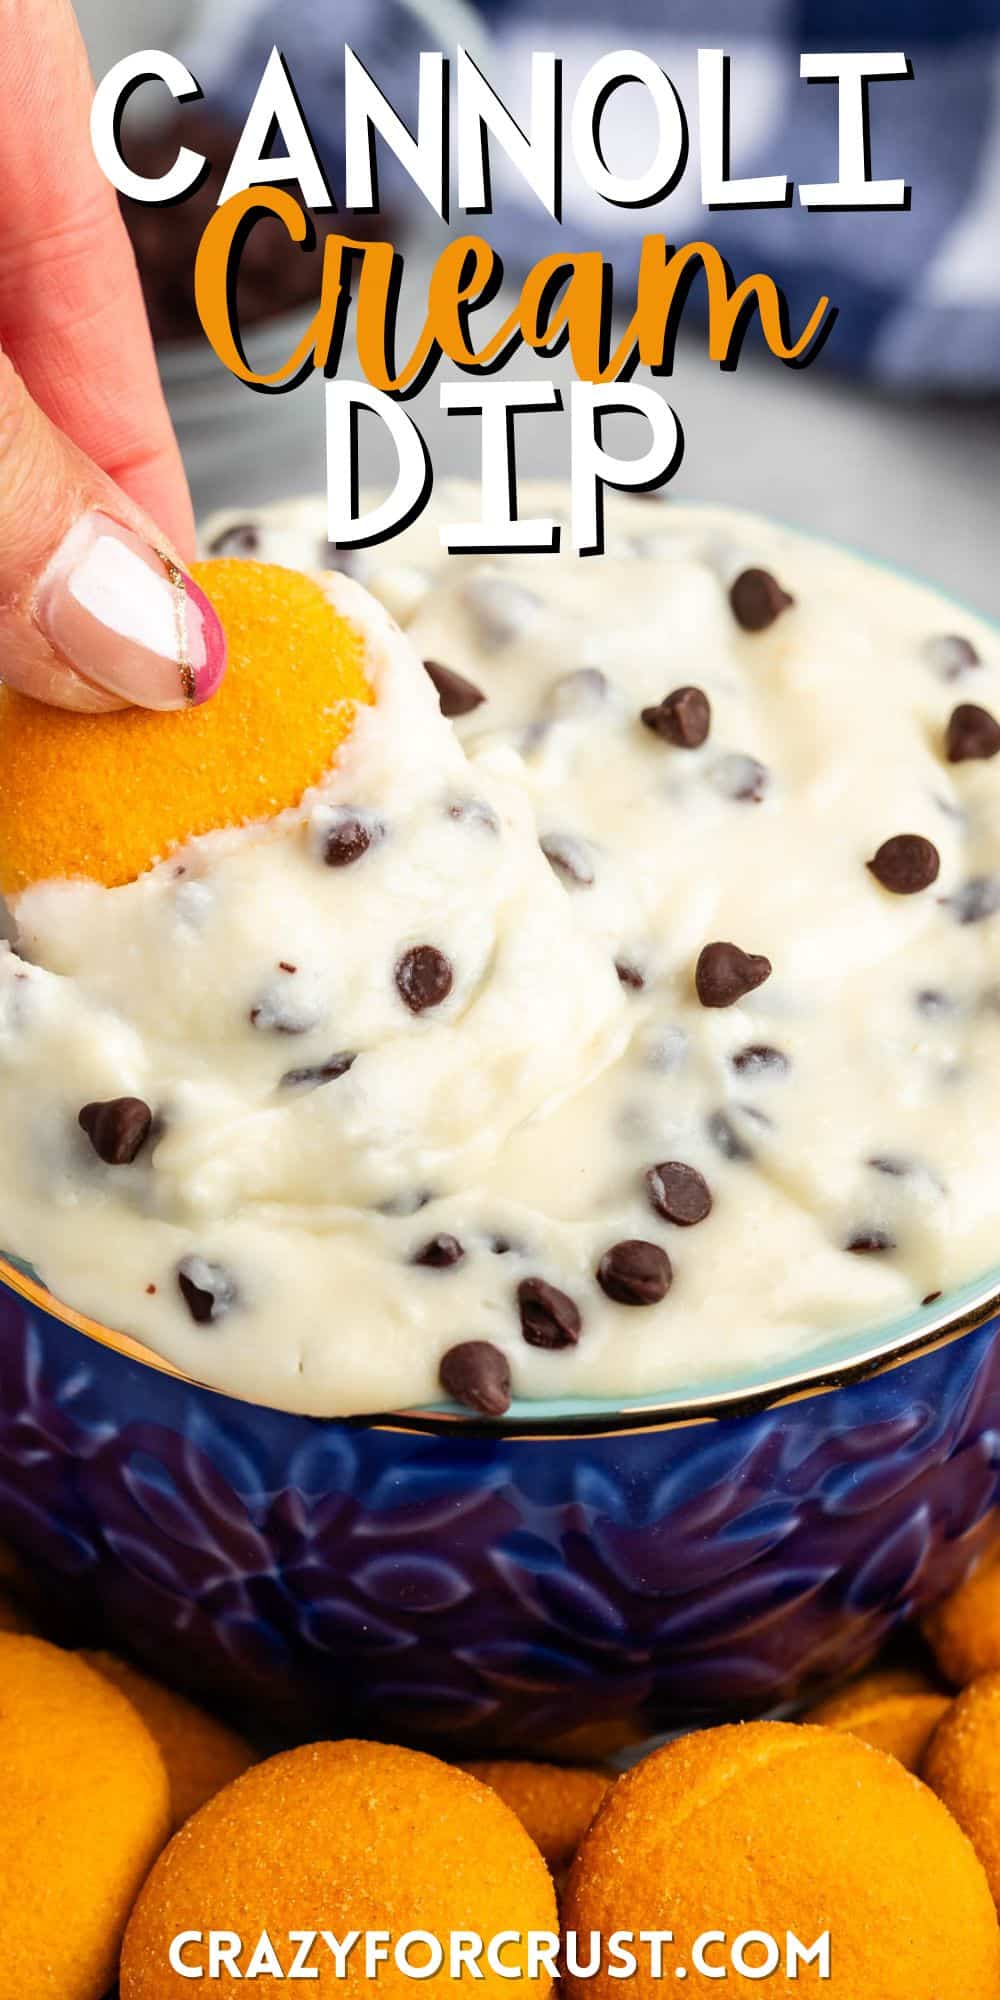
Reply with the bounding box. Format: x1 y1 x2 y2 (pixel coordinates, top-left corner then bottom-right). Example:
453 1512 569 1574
0 1254 998 1750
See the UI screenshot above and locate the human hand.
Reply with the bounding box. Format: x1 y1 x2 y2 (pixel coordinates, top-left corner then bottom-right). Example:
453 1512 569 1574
0 0 225 710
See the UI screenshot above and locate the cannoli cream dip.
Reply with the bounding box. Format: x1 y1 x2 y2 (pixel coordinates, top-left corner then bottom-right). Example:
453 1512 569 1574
1 484 999 1417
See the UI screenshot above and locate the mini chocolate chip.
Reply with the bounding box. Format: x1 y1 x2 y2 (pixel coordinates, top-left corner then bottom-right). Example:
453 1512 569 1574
867 1154 910 1178
946 703 1000 763
713 753 770 803
424 659 486 718
946 876 1000 926
412 1233 464 1269
867 834 940 895
845 1229 896 1255
915 987 956 1018
540 834 596 887
597 1239 672 1306
281 1053 355 1089
439 1340 511 1416
641 685 710 749
730 1044 789 1078
925 634 980 681
517 1277 582 1350
78 1096 153 1166
646 1161 712 1227
729 568 794 632
323 813 379 868
207 521 260 557
278 961 298 975
176 1258 238 1325
395 945 453 1014
448 798 500 833
615 960 645 991
706 1109 755 1162
695 941 772 1008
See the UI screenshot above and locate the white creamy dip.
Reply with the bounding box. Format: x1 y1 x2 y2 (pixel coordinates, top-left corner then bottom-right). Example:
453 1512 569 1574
2 485 999 1417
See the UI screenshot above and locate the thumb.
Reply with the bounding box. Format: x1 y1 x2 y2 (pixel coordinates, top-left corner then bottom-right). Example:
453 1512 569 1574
0 349 225 712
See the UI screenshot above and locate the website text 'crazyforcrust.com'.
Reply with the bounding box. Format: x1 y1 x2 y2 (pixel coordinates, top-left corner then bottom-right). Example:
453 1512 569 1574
167 1928 833 1982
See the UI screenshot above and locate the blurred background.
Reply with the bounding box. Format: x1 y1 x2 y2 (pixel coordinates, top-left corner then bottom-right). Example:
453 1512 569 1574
76 0 1000 613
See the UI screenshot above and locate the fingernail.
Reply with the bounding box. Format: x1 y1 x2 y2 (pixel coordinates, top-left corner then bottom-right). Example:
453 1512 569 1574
35 512 226 711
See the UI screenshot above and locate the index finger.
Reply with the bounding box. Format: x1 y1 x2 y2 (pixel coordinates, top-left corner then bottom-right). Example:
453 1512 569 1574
0 0 195 557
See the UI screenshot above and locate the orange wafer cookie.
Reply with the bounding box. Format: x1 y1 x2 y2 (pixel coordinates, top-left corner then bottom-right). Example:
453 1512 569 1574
923 1672 1000 1910
85 1650 256 1830
0 560 372 893
462 1759 612 1876
0 1634 170 1999
563 1720 1000 1999
805 1667 951 1772
121 1738 557 1997
923 1541 1000 1687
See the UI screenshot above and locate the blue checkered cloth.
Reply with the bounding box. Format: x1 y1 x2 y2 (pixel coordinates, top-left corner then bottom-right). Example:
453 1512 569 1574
190 0 1000 389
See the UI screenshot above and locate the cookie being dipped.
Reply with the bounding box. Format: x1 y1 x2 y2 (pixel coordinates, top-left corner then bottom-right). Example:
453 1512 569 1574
563 1719 1000 1998
121 1738 557 1997
0 559 372 892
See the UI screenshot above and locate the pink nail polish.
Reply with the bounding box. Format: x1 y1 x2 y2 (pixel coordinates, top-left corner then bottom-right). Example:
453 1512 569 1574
36 512 226 711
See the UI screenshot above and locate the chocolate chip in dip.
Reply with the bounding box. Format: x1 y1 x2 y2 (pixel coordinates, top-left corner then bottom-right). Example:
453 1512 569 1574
712 753 770 803
867 834 941 895
597 1240 672 1306
78 1097 153 1166
729 568 794 632
615 960 646 991
540 833 596 887
641 685 710 748
323 811 382 868
945 876 1000 926
695 942 772 1008
645 1161 713 1227
845 1229 897 1256
439 1340 511 1415
176 1258 239 1325
448 798 500 833
706 1109 757 1163
423 659 486 718
395 946 453 1013
730 1045 790 1078
518 1278 582 1350
925 634 981 681
412 1233 465 1269
280 1053 355 1089
946 703 1000 763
